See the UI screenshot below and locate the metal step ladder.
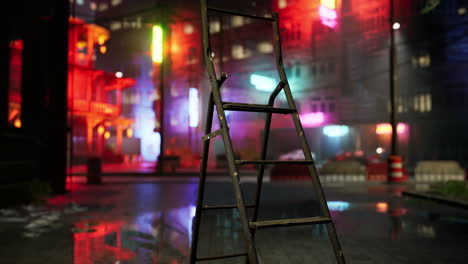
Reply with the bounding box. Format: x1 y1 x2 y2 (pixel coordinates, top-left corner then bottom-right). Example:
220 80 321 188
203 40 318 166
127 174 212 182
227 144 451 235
190 1 346 263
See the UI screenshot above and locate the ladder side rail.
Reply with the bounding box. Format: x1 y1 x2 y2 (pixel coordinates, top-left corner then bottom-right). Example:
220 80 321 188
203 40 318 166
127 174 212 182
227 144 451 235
251 81 285 226
190 93 215 264
200 1 259 263
271 13 346 264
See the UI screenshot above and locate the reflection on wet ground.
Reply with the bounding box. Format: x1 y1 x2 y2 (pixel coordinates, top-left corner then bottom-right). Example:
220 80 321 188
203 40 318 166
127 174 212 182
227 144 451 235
1 180 468 263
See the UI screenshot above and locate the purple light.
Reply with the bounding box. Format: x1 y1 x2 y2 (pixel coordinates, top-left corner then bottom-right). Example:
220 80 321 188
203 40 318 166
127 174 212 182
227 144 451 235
300 112 325 127
319 5 338 28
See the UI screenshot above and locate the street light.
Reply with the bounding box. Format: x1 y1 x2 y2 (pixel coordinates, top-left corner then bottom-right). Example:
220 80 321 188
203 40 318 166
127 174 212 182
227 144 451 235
392 22 400 30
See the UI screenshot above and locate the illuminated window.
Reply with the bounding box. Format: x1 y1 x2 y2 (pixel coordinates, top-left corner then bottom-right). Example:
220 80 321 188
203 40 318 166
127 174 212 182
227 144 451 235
90 2 97 11
209 20 221 33
419 54 431 68
111 0 122 6
257 42 273 53
425 94 432 112
414 94 432 113
278 0 287 9
76 0 84 5
110 21 122 31
231 16 244 27
232 44 250 59
184 23 194 34
98 3 108 11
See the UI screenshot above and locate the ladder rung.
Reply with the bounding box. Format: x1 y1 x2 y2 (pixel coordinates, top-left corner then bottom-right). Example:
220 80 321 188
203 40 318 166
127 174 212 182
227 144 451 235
207 7 274 22
203 203 255 210
235 160 313 165
223 102 296 114
197 252 248 261
250 216 332 230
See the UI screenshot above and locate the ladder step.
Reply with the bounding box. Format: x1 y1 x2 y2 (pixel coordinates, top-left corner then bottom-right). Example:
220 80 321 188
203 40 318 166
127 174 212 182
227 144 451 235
197 252 248 261
223 102 296 114
235 160 313 165
203 203 255 210
250 216 332 230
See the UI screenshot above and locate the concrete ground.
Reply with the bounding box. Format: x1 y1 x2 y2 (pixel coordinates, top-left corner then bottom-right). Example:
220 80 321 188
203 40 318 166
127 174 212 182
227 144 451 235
1 176 468 264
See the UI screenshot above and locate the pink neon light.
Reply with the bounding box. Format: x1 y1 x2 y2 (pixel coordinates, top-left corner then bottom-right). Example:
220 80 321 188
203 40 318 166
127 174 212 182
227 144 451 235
376 123 408 135
300 112 325 126
319 5 338 28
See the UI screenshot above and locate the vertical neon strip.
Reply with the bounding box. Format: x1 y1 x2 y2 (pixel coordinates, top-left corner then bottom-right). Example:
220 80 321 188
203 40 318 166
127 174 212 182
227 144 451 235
152 25 163 63
189 88 199 127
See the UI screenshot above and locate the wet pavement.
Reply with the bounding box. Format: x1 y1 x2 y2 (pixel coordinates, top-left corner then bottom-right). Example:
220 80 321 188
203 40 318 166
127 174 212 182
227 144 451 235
1 177 468 264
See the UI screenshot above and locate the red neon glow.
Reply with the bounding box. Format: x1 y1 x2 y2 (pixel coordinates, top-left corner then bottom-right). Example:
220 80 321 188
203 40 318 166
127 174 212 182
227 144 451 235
376 123 408 135
300 112 325 127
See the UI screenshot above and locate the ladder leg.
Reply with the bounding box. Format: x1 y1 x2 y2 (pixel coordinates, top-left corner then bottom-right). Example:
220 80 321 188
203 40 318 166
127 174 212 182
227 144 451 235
189 94 215 264
210 79 259 264
252 112 273 225
218 108 259 264
272 13 345 264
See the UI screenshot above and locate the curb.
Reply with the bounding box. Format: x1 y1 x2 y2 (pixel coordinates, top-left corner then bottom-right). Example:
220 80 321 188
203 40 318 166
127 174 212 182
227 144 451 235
402 190 468 209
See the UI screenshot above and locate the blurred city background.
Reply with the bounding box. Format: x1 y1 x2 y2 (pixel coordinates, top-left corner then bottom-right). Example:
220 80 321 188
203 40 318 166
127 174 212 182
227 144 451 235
2 1 468 263
5 0 468 178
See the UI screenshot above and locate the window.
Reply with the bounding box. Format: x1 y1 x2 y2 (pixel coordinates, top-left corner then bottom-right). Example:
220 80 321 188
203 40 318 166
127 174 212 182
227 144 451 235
98 3 109 11
310 65 317 76
312 104 317 112
76 0 84 5
321 103 326 112
320 64 325 74
278 0 287 9
111 0 122 6
187 47 198 64
257 42 273 53
231 16 244 27
329 103 335 112
184 23 194 34
90 2 97 11
209 20 221 33
110 21 122 31
232 44 250 59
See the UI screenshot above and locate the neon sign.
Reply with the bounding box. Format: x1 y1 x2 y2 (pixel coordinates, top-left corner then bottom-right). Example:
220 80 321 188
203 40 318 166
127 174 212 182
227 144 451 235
300 112 325 126
323 125 349 137
189 88 199 128
250 74 276 92
319 0 338 28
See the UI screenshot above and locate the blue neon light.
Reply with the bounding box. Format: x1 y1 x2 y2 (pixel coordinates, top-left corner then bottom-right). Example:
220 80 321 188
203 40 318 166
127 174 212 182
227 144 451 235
250 74 276 92
323 125 349 137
